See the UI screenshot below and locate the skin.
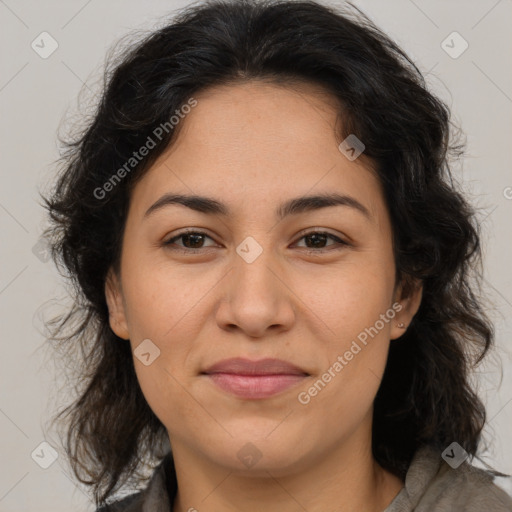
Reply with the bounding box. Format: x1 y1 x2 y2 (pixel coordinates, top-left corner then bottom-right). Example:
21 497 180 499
105 80 423 512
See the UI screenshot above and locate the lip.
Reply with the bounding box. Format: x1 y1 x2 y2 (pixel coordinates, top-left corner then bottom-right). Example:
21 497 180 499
201 357 309 399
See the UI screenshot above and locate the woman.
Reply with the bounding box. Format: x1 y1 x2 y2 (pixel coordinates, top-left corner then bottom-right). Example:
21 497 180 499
42 0 512 510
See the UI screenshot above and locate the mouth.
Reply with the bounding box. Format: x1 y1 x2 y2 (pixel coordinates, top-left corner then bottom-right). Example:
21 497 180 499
201 357 310 400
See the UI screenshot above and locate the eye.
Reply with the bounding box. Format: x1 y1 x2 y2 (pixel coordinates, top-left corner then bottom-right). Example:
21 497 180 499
162 230 218 253
293 230 349 254
162 229 349 255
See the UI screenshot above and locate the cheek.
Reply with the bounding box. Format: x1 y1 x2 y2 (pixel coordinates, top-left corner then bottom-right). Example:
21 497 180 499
292 257 395 414
123 259 217 341
294 257 396 343
121 261 223 420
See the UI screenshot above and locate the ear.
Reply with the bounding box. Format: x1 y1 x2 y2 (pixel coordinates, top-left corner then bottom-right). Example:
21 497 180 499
104 268 130 340
390 276 423 340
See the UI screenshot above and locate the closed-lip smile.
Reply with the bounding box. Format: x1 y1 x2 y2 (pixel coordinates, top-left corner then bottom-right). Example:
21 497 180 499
201 357 309 399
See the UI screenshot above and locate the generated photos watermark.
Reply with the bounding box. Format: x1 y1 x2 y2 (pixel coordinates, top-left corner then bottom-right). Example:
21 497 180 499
297 302 403 405
93 97 198 200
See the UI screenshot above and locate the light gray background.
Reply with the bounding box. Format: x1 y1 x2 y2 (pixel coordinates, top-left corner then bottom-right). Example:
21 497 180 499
0 1 511 510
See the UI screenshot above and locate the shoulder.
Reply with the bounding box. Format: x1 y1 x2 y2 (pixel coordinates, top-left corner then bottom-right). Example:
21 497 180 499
94 452 175 512
386 445 512 512
95 491 143 512
424 459 512 511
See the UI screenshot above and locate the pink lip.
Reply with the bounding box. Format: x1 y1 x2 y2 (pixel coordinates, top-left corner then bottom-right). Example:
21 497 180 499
202 358 309 399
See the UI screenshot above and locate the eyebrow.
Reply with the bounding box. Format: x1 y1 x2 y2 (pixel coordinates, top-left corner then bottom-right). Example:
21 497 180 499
143 192 371 221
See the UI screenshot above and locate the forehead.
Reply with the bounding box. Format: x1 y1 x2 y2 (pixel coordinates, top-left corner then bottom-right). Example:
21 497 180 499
178 79 343 155
127 80 385 225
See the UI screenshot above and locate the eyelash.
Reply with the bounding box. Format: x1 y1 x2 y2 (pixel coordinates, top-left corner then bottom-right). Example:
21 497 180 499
162 229 349 255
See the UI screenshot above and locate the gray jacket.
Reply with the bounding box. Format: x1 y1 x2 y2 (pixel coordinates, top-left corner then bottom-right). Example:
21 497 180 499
97 446 512 511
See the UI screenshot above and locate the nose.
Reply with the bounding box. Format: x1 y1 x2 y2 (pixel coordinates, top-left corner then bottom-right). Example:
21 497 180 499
214 243 296 339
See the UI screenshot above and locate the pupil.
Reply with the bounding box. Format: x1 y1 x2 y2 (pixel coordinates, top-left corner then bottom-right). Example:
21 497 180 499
184 234 203 248
307 233 326 248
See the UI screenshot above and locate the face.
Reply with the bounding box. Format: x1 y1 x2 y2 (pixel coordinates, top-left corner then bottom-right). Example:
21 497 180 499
105 80 422 476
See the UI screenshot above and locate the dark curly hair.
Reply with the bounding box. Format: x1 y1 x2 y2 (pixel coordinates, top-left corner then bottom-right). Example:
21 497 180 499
41 0 499 507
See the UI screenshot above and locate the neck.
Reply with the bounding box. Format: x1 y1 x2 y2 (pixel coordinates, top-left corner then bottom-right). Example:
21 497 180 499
170 424 403 512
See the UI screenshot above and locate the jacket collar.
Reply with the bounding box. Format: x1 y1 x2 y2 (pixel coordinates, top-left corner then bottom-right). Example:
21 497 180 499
140 452 176 512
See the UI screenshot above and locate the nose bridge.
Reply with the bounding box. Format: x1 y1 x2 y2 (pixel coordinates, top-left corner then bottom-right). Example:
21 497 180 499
216 234 295 336
234 236 278 294
233 234 282 303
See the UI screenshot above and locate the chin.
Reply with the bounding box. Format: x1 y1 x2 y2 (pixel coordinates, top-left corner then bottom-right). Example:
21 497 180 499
196 426 316 475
